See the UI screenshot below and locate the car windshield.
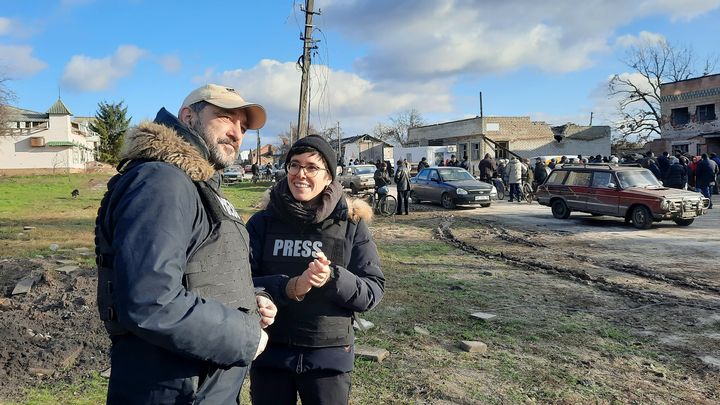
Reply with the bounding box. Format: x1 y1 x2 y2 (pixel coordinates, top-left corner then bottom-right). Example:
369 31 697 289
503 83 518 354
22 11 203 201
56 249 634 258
438 168 474 181
353 166 376 175
616 170 663 188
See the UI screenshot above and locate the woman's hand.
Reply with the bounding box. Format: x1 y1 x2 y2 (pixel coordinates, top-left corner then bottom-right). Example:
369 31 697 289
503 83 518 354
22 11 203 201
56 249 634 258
296 251 332 293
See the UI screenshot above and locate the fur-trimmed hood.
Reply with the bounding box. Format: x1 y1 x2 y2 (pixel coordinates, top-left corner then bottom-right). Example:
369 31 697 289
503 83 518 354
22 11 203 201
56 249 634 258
119 108 215 182
258 188 373 223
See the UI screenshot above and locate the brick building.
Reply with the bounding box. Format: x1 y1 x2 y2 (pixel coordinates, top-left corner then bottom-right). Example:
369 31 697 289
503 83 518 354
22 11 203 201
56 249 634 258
407 116 610 171
653 73 720 156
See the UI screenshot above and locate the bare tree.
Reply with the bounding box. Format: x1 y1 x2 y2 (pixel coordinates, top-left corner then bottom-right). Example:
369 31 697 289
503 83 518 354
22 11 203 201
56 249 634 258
0 76 17 135
609 40 716 143
373 108 425 146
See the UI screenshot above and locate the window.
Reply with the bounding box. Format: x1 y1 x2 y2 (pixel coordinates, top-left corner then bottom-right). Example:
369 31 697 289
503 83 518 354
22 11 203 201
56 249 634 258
672 144 689 154
495 141 509 160
565 171 591 186
591 172 613 188
458 143 468 160
671 108 690 126
417 169 429 180
471 143 480 160
428 170 440 181
696 104 716 122
545 171 568 185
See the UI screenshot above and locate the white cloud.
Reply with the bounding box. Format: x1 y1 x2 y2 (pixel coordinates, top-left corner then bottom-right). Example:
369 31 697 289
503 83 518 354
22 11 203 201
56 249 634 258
316 0 719 82
0 45 47 78
159 54 181 73
61 45 146 91
197 59 454 137
614 31 666 48
640 0 720 22
0 17 12 35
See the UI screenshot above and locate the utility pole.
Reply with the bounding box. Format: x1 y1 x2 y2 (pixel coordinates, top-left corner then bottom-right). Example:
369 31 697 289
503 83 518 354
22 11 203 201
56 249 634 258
296 0 319 141
589 112 594 126
256 129 260 165
337 121 341 160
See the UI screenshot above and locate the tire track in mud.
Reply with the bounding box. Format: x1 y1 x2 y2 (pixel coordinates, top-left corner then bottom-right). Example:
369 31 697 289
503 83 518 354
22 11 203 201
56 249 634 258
435 216 720 310
458 216 720 295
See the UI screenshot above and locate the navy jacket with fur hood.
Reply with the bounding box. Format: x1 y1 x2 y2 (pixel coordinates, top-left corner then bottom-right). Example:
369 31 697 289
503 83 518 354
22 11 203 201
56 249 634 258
96 108 261 404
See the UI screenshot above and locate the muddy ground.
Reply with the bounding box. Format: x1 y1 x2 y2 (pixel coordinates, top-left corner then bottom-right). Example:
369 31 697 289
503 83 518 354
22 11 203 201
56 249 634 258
0 196 718 402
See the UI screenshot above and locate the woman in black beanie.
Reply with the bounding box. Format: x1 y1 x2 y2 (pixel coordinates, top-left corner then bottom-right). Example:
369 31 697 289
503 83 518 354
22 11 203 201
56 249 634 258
248 135 385 404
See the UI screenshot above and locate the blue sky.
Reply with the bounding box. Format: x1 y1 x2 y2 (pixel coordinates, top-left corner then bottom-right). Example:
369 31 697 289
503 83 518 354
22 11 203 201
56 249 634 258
2 0 719 148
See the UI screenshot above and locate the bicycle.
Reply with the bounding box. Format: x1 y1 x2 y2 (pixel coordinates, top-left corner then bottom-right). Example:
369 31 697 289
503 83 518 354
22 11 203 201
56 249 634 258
367 190 397 216
491 177 506 200
521 181 535 203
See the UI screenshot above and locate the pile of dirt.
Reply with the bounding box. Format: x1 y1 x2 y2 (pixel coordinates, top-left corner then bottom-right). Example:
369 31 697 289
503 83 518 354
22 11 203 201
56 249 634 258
0 258 109 400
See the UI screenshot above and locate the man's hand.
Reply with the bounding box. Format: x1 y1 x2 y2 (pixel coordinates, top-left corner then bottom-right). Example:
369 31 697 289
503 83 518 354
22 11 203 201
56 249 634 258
296 251 332 292
254 329 268 360
256 295 277 329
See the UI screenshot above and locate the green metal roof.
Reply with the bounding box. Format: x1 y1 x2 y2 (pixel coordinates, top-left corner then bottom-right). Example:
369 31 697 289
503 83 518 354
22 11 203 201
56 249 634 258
47 99 73 115
46 141 75 146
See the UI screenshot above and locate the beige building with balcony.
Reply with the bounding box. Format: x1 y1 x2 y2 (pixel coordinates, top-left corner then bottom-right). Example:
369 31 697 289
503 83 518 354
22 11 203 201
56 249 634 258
407 116 610 172
1 99 98 174
655 73 720 156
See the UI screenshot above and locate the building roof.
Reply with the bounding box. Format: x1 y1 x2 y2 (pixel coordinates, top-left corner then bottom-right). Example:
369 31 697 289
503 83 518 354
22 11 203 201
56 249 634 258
4 106 48 122
47 99 72 115
551 123 610 141
340 133 393 146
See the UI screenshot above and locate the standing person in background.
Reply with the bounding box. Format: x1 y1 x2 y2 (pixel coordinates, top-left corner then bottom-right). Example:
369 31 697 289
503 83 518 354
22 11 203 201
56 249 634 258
478 153 496 183
533 157 548 189
394 159 411 215
506 157 523 202
95 84 276 403
459 155 470 170
695 154 718 208
664 156 687 189
247 135 385 405
417 157 430 171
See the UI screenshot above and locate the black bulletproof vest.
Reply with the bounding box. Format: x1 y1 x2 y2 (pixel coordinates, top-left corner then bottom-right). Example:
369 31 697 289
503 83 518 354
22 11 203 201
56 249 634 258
260 215 353 347
96 163 257 335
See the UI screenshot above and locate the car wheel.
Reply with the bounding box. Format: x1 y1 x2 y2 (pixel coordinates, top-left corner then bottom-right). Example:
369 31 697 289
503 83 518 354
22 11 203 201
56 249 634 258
480 203 491 208
673 218 694 226
631 206 653 229
441 193 456 209
551 200 571 219
350 183 358 195
409 191 420 204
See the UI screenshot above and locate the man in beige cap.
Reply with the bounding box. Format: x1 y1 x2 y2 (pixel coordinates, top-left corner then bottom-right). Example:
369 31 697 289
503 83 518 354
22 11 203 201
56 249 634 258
95 84 276 404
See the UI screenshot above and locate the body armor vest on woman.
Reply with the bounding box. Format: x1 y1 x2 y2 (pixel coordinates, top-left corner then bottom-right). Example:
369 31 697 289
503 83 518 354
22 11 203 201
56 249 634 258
96 162 257 335
260 215 353 347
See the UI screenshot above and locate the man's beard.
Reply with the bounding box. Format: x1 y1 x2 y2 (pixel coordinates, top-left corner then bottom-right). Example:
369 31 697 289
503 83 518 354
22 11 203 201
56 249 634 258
191 120 237 169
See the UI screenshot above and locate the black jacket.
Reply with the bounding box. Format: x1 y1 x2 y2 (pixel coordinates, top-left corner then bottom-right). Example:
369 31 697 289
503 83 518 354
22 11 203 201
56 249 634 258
96 109 261 404
664 163 687 189
248 192 384 373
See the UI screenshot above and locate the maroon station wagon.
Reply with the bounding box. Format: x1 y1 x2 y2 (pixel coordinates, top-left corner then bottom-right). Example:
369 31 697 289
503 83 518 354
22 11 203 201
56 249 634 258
535 164 710 229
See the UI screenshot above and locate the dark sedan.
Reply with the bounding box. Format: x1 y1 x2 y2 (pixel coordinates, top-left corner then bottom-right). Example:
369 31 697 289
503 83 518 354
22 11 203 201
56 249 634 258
410 167 497 208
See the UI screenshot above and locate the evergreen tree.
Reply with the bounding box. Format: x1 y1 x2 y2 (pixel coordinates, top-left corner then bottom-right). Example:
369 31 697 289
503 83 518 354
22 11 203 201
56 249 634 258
91 101 131 165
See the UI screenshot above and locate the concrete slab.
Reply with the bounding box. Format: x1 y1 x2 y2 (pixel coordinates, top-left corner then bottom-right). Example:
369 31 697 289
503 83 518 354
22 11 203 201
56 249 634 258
12 276 38 295
355 346 390 362
470 311 497 321
459 340 488 353
56 265 80 274
353 318 375 331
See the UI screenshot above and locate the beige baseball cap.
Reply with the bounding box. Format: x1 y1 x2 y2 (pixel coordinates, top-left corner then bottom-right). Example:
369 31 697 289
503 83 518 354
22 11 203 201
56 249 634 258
181 84 267 129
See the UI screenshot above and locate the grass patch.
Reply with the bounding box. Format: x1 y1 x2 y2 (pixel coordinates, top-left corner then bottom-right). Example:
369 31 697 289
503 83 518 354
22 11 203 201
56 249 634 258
8 372 107 405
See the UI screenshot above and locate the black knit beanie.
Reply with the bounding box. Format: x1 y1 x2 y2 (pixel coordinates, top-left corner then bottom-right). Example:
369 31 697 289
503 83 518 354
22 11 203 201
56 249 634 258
285 135 337 180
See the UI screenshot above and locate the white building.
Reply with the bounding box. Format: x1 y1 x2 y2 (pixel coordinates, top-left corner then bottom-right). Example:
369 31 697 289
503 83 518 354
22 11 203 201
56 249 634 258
1 99 98 174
